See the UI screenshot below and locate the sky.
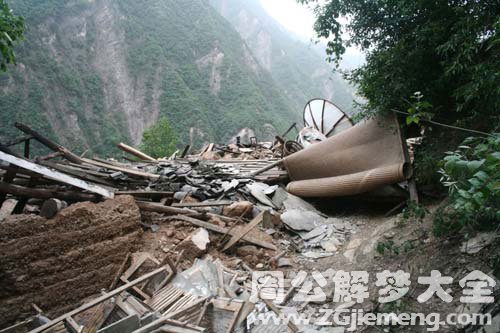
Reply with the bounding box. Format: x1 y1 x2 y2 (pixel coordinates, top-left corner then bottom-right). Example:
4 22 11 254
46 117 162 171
260 0 317 40
259 0 365 69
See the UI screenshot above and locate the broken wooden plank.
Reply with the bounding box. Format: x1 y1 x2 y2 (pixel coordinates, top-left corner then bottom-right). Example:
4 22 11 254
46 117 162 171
0 151 114 198
64 316 83 333
165 215 277 251
29 266 169 333
171 200 232 208
211 298 244 333
82 158 160 180
40 161 118 187
132 301 208 333
109 253 131 290
222 211 266 252
14 122 83 164
136 201 200 216
117 142 157 162
246 159 284 178
260 297 299 332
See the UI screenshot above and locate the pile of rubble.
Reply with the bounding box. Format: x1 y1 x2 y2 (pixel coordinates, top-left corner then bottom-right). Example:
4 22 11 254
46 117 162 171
0 112 417 332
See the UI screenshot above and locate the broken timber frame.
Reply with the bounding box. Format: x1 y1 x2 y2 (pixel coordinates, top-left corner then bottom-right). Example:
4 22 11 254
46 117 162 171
28 266 170 333
0 151 114 199
14 122 83 164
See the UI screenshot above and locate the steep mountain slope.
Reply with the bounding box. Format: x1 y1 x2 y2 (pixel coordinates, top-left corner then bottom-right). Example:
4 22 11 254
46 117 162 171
0 0 300 155
209 0 358 114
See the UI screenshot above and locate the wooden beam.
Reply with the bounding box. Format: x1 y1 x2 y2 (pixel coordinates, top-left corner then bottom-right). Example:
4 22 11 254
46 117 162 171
28 266 169 333
222 211 265 251
40 161 117 188
14 122 83 164
0 151 114 198
165 215 277 251
116 191 173 198
136 201 200 216
117 142 157 162
0 182 98 202
171 200 232 208
137 199 240 224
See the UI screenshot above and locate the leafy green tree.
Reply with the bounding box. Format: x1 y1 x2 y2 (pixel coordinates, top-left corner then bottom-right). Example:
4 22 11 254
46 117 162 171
140 117 179 158
300 0 499 135
0 0 24 71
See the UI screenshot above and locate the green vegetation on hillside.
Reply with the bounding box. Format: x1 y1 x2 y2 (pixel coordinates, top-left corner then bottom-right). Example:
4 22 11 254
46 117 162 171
304 0 500 233
301 0 499 135
1 0 314 156
116 0 297 144
140 117 178 158
210 0 358 115
0 0 25 71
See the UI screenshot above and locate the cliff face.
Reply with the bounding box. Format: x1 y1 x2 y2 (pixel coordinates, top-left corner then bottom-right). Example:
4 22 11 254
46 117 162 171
1 0 356 155
209 0 359 114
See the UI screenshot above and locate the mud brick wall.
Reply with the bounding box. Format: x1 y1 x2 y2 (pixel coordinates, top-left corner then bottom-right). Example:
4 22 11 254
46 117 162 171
0 195 143 328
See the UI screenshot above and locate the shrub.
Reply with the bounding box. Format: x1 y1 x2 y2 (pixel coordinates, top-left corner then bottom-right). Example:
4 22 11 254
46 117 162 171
140 117 179 158
434 134 500 234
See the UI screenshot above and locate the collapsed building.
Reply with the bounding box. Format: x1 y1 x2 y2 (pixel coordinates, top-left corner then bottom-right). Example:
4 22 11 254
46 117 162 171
0 99 420 332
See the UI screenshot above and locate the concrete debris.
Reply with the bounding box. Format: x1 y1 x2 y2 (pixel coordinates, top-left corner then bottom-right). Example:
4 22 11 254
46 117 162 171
277 257 293 267
246 182 277 208
192 228 210 250
281 209 325 231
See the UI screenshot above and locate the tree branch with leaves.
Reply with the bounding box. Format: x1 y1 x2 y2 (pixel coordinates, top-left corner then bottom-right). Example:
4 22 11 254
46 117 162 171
0 0 25 71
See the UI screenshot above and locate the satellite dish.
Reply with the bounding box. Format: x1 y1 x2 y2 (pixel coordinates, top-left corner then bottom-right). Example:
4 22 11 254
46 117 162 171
303 98 353 137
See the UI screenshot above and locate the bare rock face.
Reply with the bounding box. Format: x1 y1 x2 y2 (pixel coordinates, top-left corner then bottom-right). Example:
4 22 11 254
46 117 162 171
0 195 142 328
223 201 254 218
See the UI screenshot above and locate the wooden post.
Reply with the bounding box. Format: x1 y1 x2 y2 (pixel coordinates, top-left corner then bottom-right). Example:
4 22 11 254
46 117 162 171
180 145 190 158
24 139 30 159
117 142 156 162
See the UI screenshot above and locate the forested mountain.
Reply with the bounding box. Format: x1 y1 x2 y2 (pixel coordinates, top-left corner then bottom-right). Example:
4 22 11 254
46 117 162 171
209 0 358 114
0 0 356 155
